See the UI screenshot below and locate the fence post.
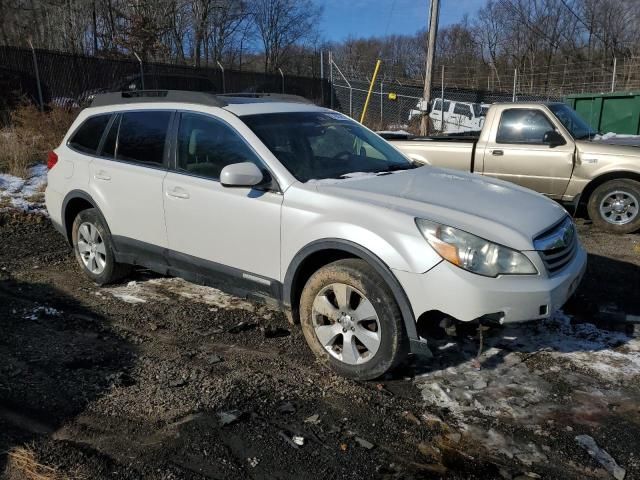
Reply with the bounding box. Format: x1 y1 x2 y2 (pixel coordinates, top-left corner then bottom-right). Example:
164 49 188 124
330 58 353 118
360 59 381 124
217 61 225 93
380 80 383 125
512 68 517 102
27 40 44 112
611 57 617 92
320 50 324 105
133 51 145 90
278 68 284 93
329 51 334 109
441 65 444 133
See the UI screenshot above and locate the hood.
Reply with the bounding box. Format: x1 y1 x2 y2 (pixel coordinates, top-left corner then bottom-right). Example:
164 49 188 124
314 167 568 250
577 140 640 157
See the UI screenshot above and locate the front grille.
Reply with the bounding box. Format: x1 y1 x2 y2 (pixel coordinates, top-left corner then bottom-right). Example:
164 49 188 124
534 217 578 275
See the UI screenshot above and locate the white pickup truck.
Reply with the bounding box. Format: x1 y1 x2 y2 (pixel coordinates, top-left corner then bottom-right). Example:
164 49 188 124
385 102 640 234
408 98 485 133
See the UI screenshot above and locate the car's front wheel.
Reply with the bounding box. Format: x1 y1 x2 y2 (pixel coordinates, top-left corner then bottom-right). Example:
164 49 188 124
71 208 131 285
299 259 409 380
587 179 640 234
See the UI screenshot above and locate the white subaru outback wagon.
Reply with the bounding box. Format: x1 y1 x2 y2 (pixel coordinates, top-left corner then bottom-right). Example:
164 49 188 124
45 90 587 380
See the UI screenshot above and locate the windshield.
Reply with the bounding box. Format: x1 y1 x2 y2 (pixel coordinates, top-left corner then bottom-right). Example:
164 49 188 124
548 103 597 140
242 111 415 182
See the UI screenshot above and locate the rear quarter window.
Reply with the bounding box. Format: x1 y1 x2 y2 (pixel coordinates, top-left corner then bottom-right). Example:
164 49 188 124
68 114 111 154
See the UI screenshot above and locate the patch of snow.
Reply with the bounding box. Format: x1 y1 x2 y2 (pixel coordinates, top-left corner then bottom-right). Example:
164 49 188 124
111 293 147 304
414 309 640 464
24 305 61 320
575 434 626 480
104 277 276 312
0 164 48 215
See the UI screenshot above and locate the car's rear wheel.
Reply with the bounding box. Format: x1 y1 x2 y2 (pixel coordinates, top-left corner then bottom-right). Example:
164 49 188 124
299 259 408 380
587 179 640 234
72 208 131 285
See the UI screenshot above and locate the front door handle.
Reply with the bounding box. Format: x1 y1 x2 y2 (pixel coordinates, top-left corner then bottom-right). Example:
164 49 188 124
94 170 111 181
492 150 504 156
167 187 190 199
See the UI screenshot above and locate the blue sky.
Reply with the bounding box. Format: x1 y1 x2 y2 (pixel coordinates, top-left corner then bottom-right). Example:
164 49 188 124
316 0 487 41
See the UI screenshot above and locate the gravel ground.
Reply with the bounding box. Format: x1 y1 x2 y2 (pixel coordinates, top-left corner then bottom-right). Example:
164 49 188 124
0 211 639 480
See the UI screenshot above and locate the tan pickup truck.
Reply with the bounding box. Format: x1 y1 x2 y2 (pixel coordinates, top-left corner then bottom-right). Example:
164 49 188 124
385 102 640 234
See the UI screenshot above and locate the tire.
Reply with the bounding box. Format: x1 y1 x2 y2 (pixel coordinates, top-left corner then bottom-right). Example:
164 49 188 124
587 179 640 234
299 259 409 380
71 208 131 285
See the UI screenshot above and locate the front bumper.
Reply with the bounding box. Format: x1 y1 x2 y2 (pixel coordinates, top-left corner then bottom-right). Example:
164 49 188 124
394 243 587 324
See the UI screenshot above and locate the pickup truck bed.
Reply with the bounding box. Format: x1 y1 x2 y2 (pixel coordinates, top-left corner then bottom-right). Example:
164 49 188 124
386 135 480 173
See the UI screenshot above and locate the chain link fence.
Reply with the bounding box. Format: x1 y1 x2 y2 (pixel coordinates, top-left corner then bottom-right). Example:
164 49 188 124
328 56 640 136
0 45 329 121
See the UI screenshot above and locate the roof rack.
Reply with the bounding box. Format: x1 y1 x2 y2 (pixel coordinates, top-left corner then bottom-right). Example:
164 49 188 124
218 92 313 104
90 90 228 108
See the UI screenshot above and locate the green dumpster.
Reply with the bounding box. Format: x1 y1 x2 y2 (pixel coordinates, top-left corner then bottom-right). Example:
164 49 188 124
564 91 640 135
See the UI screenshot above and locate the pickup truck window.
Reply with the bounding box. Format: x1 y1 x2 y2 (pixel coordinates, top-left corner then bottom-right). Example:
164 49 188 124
432 99 450 112
453 103 472 119
176 112 263 180
496 109 554 144
548 103 597 140
242 112 415 182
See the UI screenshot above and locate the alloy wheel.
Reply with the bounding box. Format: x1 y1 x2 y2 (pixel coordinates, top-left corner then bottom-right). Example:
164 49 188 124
77 221 107 274
311 283 381 365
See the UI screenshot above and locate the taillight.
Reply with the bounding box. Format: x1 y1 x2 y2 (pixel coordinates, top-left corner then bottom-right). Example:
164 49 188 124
47 151 58 170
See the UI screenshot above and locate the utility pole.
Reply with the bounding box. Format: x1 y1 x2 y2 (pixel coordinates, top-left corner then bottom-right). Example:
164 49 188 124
420 0 440 136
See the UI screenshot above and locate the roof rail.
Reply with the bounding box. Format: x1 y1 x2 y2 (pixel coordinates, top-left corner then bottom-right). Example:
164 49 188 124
218 92 314 104
90 90 228 108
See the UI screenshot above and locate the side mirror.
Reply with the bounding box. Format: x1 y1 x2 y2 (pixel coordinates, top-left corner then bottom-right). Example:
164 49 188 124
543 130 566 147
220 162 264 188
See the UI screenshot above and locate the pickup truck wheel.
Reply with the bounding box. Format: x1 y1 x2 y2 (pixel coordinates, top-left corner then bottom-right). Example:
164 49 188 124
72 208 131 285
299 259 409 380
587 179 640 234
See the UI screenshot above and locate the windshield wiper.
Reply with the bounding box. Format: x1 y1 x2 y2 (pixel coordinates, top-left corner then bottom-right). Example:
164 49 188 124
376 163 418 174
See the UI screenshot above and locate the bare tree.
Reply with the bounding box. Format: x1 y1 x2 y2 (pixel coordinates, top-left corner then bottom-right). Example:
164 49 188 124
250 0 321 72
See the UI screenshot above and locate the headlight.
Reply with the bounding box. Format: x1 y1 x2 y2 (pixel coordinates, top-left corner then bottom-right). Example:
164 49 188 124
416 219 537 277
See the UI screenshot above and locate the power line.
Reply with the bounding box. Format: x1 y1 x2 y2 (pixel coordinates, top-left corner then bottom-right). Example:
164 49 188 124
557 0 607 47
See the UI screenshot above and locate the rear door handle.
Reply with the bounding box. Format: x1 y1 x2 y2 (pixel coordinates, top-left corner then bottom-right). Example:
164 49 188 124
492 150 504 156
94 170 111 181
167 187 190 199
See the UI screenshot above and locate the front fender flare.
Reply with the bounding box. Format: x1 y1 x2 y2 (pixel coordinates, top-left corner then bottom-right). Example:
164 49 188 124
283 238 419 342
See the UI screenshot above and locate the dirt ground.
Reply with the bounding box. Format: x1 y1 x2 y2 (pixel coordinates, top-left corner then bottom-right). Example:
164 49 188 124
1 211 639 480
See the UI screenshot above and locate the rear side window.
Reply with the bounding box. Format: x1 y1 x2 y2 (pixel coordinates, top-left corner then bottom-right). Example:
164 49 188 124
68 114 111 154
453 103 472 118
496 109 554 144
116 111 171 166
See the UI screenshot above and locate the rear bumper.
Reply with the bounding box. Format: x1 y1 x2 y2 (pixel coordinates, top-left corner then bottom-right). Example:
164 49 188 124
44 186 66 239
394 243 587 324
